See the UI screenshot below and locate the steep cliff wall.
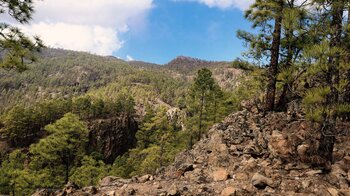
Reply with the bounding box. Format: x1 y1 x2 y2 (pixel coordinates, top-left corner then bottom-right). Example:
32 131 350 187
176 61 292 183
88 115 138 164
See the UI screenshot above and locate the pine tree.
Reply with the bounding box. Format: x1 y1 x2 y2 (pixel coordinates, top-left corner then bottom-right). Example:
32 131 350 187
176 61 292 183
209 84 224 123
0 150 33 195
238 0 285 111
344 4 350 108
265 0 284 111
302 0 350 167
29 113 89 187
0 0 44 71
72 96 92 119
70 156 108 187
320 0 346 164
187 68 215 141
115 106 186 177
186 68 226 143
239 0 311 111
112 88 136 116
275 1 311 111
0 105 37 147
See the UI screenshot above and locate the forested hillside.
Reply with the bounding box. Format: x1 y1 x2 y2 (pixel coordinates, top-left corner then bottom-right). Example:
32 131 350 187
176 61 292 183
0 48 248 114
0 47 255 194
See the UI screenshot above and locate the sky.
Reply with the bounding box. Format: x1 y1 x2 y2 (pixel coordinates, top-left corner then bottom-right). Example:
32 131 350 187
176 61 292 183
12 0 254 64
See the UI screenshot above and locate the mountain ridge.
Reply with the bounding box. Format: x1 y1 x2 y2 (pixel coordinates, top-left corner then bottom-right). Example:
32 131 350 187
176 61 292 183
0 48 245 113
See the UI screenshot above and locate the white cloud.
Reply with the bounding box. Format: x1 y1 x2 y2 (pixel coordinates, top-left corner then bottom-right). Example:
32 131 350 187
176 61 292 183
176 0 254 10
21 23 123 55
126 55 135 61
18 0 154 55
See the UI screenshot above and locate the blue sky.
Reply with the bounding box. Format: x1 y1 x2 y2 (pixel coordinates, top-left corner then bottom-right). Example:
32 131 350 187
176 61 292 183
18 0 253 64
115 0 252 64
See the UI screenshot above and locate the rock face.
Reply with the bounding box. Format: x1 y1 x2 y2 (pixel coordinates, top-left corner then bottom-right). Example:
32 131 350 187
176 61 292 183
45 109 350 195
88 115 138 164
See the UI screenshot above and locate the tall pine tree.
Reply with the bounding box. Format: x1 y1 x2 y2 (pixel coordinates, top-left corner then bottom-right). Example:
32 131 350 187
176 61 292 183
239 0 311 111
29 113 89 187
302 0 350 167
186 68 226 143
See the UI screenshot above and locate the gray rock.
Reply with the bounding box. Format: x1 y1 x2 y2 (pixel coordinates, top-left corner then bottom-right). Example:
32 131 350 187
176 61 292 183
81 186 98 194
251 173 274 189
138 174 152 183
168 185 180 196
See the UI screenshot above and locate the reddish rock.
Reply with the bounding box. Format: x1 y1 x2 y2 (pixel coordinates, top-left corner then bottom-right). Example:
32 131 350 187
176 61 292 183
212 167 229 181
221 187 236 196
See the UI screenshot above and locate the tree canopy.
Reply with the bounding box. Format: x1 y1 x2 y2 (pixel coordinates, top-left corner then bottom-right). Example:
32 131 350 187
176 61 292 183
0 0 44 71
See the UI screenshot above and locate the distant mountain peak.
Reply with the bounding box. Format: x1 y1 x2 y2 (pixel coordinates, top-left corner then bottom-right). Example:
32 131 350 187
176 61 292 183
175 56 199 60
170 56 207 63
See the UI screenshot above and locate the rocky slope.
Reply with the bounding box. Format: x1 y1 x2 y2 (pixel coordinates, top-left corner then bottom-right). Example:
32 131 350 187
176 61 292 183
36 104 350 196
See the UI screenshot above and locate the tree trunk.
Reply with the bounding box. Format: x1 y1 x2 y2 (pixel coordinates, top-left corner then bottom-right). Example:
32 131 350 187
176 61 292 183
265 0 284 112
318 132 335 168
346 71 350 106
12 184 15 196
213 94 217 123
65 162 69 184
327 1 343 103
198 92 204 141
344 6 350 116
159 137 164 167
276 83 289 111
189 134 193 149
276 12 294 112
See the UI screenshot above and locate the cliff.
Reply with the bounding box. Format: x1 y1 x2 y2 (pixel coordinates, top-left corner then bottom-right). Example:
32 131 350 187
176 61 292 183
88 115 138 164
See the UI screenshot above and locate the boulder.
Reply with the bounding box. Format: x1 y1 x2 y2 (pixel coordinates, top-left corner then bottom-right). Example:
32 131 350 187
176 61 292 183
327 187 339 196
175 164 194 177
221 187 236 196
269 131 292 158
137 174 152 183
105 191 116 196
98 176 129 187
234 172 249 181
339 189 350 196
212 167 229 181
100 176 118 186
301 180 311 189
167 185 180 196
297 144 309 158
305 170 322 176
251 173 274 189
81 186 98 194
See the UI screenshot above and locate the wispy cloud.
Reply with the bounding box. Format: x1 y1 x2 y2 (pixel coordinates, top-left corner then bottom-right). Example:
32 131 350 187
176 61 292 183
174 0 254 10
18 0 154 55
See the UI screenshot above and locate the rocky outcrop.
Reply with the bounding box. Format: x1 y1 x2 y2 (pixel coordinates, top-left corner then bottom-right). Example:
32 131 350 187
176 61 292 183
88 115 138 164
47 109 350 195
